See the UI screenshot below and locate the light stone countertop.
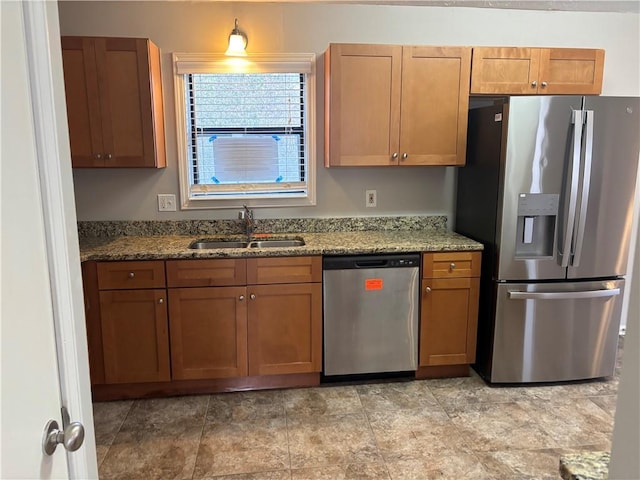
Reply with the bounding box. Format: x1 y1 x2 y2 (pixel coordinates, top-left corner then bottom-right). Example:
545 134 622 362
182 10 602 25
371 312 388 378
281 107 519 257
559 451 610 480
79 230 483 262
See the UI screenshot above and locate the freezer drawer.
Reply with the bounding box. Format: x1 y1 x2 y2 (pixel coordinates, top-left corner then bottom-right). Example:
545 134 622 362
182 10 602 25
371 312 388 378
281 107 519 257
490 280 623 383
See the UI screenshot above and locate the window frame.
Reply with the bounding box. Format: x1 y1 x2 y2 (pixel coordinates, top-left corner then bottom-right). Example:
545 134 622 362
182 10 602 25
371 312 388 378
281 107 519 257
172 52 316 210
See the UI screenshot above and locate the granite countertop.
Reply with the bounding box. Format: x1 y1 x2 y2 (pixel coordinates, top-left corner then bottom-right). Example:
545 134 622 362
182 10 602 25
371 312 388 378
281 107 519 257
559 451 610 480
79 230 483 262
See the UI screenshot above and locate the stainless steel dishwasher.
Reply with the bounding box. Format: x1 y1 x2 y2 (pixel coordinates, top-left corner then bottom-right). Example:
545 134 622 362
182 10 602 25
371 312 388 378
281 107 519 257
323 254 420 376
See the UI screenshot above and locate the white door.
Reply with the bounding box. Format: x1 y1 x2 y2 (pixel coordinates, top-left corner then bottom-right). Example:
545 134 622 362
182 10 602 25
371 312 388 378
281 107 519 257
1 1 97 478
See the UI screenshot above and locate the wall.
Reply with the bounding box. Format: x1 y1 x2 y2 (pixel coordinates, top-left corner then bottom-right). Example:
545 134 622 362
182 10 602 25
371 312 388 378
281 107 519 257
58 1 640 221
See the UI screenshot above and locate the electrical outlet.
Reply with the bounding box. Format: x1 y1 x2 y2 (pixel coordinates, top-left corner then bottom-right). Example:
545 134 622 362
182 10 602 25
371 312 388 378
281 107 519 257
158 194 177 212
366 189 377 208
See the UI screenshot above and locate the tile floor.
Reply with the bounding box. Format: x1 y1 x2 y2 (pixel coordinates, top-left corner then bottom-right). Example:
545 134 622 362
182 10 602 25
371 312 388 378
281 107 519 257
93 342 622 480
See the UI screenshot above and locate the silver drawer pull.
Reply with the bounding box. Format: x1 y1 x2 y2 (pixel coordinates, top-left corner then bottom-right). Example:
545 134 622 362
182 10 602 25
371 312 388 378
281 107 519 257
128 272 135 278
250 294 256 300
158 298 164 304
449 263 456 271
239 295 245 301
425 286 432 293
508 289 620 300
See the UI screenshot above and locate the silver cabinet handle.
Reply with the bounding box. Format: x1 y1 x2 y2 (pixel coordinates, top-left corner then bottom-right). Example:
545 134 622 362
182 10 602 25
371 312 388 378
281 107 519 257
541 81 548 88
128 272 135 278
449 263 456 271
158 298 163 304
508 288 620 300
425 286 432 293
391 152 398 159
42 419 85 455
95 153 102 159
531 80 538 87
105 153 112 160
239 295 245 301
401 153 408 159
250 293 256 300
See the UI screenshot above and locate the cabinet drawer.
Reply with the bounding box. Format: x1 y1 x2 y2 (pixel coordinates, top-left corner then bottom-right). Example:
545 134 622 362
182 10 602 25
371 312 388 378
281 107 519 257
247 256 322 285
422 251 481 279
97 261 166 290
166 259 246 287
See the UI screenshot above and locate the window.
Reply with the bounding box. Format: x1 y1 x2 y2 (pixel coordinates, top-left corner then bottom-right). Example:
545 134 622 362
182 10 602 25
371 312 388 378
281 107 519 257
173 53 316 209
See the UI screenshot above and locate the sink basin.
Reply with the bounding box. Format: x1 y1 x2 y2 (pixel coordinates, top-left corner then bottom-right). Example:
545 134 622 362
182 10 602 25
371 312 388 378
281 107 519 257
249 239 305 248
189 240 249 249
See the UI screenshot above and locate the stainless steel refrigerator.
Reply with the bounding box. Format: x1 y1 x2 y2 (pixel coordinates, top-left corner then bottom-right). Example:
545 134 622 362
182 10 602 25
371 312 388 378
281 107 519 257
456 96 640 383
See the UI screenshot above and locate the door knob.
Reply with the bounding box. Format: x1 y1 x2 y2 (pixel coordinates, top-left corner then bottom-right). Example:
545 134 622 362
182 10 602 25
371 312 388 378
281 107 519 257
250 293 256 300
158 298 164 304
401 153 408 160
391 152 398 159
95 153 102 160
425 286 432 293
128 272 135 278
531 81 538 87
541 81 548 88
239 295 245 301
42 419 85 455
105 153 113 160
450 263 456 271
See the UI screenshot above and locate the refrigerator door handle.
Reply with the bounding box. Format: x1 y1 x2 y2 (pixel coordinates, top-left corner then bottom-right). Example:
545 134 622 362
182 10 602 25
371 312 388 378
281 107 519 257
571 110 594 267
508 288 620 300
559 109 584 268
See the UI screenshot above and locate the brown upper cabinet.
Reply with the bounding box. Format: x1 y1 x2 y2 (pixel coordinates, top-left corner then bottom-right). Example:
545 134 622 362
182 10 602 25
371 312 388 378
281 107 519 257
61 36 166 168
470 47 604 95
325 43 471 167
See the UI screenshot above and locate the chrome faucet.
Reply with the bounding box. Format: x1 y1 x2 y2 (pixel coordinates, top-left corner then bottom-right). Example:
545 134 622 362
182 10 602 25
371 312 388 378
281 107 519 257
239 204 254 240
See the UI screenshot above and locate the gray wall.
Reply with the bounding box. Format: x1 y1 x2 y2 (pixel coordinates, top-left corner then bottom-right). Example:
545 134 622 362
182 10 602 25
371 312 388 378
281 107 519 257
58 1 640 222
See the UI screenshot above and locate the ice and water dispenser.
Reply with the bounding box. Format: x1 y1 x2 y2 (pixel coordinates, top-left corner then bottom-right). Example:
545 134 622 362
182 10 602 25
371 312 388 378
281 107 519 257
515 193 559 258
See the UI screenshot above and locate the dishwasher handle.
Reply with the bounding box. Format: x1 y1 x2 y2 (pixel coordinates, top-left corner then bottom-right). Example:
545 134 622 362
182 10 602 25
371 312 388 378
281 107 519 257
354 259 388 268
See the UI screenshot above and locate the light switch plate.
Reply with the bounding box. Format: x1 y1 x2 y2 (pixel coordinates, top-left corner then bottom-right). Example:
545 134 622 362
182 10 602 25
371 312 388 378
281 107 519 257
158 194 177 212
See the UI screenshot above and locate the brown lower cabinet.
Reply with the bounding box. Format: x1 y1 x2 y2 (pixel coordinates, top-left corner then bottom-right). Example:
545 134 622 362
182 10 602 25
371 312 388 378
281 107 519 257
83 256 322 399
417 251 481 379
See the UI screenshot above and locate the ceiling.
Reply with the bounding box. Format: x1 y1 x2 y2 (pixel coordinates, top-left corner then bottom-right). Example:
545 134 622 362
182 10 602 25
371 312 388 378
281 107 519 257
222 0 640 13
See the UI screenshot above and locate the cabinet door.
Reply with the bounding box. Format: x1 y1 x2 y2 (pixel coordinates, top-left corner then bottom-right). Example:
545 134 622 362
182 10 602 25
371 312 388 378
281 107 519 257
470 47 541 94
400 46 471 166
419 277 480 366
61 37 104 167
99 289 170 384
247 283 322 376
94 37 164 167
325 43 402 166
538 48 604 95
168 287 248 380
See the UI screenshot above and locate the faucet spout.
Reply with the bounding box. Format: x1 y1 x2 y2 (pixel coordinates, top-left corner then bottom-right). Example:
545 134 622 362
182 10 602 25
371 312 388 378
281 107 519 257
240 204 254 240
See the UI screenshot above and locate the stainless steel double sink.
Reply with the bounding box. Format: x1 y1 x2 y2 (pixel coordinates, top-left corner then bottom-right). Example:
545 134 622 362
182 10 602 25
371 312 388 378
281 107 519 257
189 237 305 250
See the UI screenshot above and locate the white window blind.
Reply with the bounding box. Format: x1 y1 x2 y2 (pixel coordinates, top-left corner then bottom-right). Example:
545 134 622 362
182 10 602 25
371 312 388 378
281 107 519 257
173 53 316 208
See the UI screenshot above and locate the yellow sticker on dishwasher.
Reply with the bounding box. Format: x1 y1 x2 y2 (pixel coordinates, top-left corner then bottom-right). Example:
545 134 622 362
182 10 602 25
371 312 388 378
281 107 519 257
365 278 383 290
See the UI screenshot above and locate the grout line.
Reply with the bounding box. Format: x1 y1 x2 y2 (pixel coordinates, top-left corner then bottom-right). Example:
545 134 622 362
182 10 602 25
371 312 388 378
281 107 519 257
356 385 392 479
283 389 293 475
189 394 211 480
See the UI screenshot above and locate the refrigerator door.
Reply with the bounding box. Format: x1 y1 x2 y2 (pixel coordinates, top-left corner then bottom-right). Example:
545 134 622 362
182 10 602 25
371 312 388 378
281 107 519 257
490 279 624 383
498 96 583 281
568 97 640 279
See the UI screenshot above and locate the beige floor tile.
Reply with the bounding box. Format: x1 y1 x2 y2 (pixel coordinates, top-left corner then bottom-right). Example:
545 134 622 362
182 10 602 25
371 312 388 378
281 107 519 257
123 395 209 429
367 407 469 461
447 402 559 451
284 385 362 418
99 425 203 480
291 463 390 479
207 389 285 424
287 413 380 468
476 445 612 480
515 397 614 448
589 395 618 418
356 380 439 412
92 400 133 445
385 452 495 480
206 471 292 480
193 418 289 478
